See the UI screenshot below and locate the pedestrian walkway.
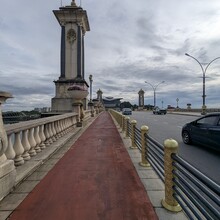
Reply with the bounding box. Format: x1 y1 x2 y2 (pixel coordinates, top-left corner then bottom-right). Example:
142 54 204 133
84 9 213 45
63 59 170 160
7 112 158 220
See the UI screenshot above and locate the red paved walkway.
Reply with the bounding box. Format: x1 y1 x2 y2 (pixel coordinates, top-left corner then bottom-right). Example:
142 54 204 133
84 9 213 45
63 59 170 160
9 112 158 220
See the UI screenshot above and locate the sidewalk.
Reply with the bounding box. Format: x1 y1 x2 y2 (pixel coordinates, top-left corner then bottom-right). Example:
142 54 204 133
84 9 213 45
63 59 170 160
2 112 158 220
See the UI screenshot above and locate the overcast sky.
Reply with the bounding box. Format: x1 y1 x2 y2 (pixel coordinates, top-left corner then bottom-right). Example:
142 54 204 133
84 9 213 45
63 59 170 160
1 0 220 111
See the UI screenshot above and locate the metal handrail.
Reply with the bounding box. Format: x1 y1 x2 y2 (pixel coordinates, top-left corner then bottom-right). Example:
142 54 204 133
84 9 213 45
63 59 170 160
172 154 220 196
109 109 220 219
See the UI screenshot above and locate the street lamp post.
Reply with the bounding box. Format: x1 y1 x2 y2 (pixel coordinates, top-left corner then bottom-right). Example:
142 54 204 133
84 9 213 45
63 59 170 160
185 53 220 115
89 74 93 102
145 81 165 107
88 74 94 117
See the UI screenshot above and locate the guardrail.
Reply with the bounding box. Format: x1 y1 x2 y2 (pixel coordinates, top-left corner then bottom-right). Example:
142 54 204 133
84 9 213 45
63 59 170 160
109 109 220 220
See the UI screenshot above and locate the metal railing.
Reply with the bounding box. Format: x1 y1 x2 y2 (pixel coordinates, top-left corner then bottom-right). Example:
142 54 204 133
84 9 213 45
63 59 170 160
109 109 220 219
172 154 220 220
146 134 165 182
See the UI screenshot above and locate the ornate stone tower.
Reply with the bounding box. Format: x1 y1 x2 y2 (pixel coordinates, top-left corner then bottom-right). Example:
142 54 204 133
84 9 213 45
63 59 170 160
51 0 90 112
138 89 145 109
96 89 103 103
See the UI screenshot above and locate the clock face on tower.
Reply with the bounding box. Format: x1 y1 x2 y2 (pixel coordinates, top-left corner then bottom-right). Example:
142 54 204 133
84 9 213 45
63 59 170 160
67 29 76 44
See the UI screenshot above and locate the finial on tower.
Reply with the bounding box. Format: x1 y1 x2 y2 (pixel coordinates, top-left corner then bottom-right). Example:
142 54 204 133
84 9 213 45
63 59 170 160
71 0 77 6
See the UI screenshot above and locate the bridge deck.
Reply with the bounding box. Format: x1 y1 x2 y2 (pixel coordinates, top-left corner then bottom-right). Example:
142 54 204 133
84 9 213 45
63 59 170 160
6 112 158 220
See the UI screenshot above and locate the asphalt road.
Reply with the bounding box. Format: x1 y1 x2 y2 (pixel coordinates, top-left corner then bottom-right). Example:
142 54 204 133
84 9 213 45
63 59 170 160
130 111 220 184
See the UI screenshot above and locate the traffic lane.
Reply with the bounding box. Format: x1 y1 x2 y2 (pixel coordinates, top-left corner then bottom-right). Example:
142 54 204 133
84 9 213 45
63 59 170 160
131 111 198 143
178 141 220 184
130 111 220 184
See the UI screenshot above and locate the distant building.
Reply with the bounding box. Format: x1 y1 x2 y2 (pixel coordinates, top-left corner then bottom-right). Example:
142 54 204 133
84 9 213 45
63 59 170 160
34 107 51 113
102 97 122 110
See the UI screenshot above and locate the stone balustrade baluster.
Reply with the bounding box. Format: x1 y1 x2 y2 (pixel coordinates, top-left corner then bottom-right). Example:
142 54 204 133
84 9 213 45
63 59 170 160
39 124 46 149
28 127 37 157
51 122 57 141
48 123 54 144
21 129 31 161
65 118 69 134
56 120 62 138
13 131 25 166
72 116 77 127
5 133 16 160
56 121 60 138
69 117 74 130
66 118 70 132
60 119 65 136
34 126 41 153
44 123 51 146
61 119 66 135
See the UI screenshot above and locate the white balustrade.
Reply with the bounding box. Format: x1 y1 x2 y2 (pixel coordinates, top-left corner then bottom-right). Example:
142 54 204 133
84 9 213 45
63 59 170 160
34 126 41 153
48 123 54 144
28 127 37 157
5 134 15 160
39 125 46 149
4 112 82 167
56 121 61 138
21 129 31 161
13 131 24 166
51 122 57 142
44 123 51 146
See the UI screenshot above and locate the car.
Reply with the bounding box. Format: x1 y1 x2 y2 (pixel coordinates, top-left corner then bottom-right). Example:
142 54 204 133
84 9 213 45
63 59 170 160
153 107 167 115
182 113 220 151
122 108 132 115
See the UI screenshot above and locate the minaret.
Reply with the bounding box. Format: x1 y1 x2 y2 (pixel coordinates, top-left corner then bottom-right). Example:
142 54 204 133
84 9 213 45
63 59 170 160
138 89 145 109
97 89 103 103
51 0 90 112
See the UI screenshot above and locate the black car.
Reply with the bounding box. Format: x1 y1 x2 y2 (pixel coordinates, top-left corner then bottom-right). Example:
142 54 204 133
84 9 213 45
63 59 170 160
182 113 220 151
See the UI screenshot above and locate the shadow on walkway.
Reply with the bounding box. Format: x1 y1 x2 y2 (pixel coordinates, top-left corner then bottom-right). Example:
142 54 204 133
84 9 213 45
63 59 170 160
8 112 158 220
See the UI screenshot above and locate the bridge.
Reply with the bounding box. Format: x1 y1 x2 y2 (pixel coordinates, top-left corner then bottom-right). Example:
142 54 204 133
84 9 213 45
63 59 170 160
0 1 219 219
1 92 220 219
0 97 180 220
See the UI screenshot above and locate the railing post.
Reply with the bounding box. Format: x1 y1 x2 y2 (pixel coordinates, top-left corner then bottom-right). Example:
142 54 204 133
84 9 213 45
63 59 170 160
125 117 130 138
139 125 150 167
130 120 137 149
162 138 182 212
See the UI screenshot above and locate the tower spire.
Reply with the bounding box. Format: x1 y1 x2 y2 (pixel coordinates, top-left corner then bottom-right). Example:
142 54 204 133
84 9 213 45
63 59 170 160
71 0 77 6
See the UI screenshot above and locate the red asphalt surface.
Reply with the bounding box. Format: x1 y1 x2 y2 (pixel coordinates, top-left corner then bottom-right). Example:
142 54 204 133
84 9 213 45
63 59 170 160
9 112 158 220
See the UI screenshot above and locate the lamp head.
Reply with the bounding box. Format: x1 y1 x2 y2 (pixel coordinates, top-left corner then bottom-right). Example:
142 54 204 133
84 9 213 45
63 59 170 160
185 53 190 56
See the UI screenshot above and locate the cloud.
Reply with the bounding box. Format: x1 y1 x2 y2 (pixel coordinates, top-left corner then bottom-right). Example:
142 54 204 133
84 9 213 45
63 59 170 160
1 0 220 111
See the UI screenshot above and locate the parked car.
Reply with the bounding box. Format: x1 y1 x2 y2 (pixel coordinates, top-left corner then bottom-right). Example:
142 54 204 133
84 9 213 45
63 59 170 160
122 108 132 115
182 113 220 151
153 107 167 115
